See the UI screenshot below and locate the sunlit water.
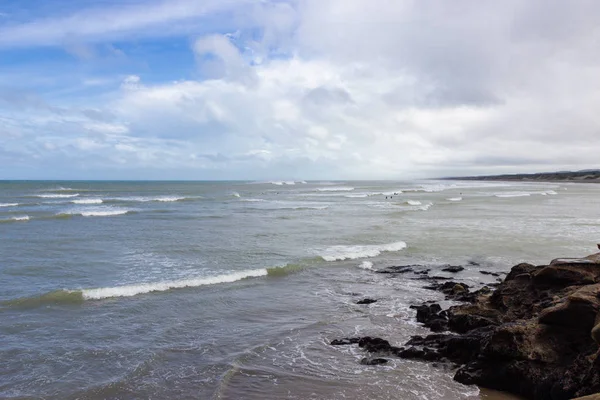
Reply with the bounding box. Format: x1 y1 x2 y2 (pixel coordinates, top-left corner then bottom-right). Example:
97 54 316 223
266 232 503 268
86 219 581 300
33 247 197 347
0 180 597 399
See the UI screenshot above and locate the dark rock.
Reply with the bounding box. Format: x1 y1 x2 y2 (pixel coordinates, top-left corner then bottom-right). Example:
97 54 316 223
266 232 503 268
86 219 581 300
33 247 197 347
398 252 600 400
442 265 465 273
360 357 388 365
358 336 396 353
356 298 377 305
376 265 422 274
330 338 361 346
479 270 501 277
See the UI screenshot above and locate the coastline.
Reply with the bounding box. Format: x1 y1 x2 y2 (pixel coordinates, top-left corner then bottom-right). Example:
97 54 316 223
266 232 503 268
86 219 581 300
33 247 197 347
441 170 600 183
330 249 600 400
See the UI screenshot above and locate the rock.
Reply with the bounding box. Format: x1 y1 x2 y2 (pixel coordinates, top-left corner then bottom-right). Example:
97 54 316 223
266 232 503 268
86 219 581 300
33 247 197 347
442 265 465 273
573 394 600 400
538 284 600 331
400 252 600 400
591 323 600 345
452 283 467 294
479 270 500 277
330 338 361 346
358 337 396 353
360 357 388 365
375 265 421 274
356 298 377 305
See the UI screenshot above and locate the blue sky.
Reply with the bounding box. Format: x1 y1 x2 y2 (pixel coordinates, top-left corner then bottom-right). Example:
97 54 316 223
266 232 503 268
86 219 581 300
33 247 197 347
1 0 599 180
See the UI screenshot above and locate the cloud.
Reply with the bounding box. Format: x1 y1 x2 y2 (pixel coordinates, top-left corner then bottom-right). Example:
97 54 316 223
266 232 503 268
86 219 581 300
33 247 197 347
2 0 600 179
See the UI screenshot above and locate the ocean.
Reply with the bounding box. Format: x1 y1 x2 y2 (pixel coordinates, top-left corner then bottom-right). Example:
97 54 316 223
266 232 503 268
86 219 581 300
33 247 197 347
0 180 597 399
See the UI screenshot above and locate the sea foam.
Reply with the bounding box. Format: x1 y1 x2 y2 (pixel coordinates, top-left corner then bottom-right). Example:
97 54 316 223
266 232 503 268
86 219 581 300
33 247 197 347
317 187 354 192
37 193 79 198
320 241 407 261
81 269 268 299
72 199 103 204
0 203 18 207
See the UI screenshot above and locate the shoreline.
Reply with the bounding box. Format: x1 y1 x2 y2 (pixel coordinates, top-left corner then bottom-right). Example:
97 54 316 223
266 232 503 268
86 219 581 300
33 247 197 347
440 170 600 183
330 249 600 399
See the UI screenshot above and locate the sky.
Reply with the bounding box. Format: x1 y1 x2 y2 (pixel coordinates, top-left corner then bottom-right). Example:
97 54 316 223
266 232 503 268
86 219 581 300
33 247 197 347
0 0 599 180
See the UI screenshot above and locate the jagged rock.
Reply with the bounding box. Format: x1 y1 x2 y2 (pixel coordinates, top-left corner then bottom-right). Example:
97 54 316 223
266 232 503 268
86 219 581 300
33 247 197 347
402 251 600 399
330 338 360 345
479 270 501 277
360 357 388 365
442 265 465 273
358 337 396 353
356 298 377 305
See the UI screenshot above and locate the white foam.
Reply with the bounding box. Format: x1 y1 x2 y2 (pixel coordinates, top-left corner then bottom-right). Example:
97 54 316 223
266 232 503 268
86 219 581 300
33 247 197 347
81 269 268 299
317 187 354 192
37 193 79 198
417 203 433 211
345 194 369 198
358 261 374 270
241 198 266 202
11 216 30 221
81 210 129 217
0 203 18 207
72 199 103 204
320 241 407 261
111 196 186 202
406 200 422 206
270 181 296 185
447 197 463 201
495 193 531 198
545 190 558 195
231 192 241 198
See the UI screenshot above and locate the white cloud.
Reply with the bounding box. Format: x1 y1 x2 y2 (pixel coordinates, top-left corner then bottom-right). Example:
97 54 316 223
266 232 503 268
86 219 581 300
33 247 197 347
2 0 600 179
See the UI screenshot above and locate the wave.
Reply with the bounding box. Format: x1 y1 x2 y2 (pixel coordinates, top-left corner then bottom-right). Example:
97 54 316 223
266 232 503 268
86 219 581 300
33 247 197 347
2 264 308 308
71 199 103 204
82 269 268 299
447 197 463 201
2 290 84 308
109 196 189 203
270 181 296 185
0 215 30 223
0 203 18 207
344 194 369 198
266 264 306 277
240 198 266 202
37 193 79 198
406 200 422 206
358 261 374 270
317 187 354 192
231 192 241 198
495 193 531 198
58 208 131 217
320 241 407 261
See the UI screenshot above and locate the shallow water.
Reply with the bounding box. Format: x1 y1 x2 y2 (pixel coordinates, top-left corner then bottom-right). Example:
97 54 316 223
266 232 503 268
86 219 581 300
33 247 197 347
0 180 597 399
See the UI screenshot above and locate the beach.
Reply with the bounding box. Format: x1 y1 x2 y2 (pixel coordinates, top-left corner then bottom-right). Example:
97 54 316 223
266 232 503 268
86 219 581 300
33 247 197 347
1 180 598 399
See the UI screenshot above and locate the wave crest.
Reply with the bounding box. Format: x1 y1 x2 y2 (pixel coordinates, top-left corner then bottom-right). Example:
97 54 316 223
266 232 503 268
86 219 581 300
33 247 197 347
320 241 407 261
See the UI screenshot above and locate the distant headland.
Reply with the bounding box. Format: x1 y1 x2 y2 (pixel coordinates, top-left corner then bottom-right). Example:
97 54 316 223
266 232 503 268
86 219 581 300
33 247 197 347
442 169 600 182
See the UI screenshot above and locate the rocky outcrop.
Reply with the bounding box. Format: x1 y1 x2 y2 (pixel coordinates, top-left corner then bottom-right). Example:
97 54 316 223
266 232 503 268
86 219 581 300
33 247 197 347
331 251 600 399
403 252 600 400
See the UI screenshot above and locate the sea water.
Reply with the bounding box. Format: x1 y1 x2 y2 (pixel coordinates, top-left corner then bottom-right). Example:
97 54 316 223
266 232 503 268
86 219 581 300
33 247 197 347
0 180 597 399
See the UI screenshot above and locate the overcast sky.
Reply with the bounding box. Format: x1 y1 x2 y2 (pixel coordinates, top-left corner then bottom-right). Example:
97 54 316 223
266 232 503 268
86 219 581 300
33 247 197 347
0 0 599 180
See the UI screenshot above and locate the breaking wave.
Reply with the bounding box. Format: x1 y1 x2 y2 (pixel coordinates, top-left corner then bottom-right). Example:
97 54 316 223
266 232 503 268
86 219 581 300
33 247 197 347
57 208 131 217
320 241 407 261
0 203 18 207
495 193 531 198
447 197 463 201
0 215 30 223
406 200 422 206
37 193 79 198
2 265 309 307
317 187 354 192
72 199 103 204
358 261 374 270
